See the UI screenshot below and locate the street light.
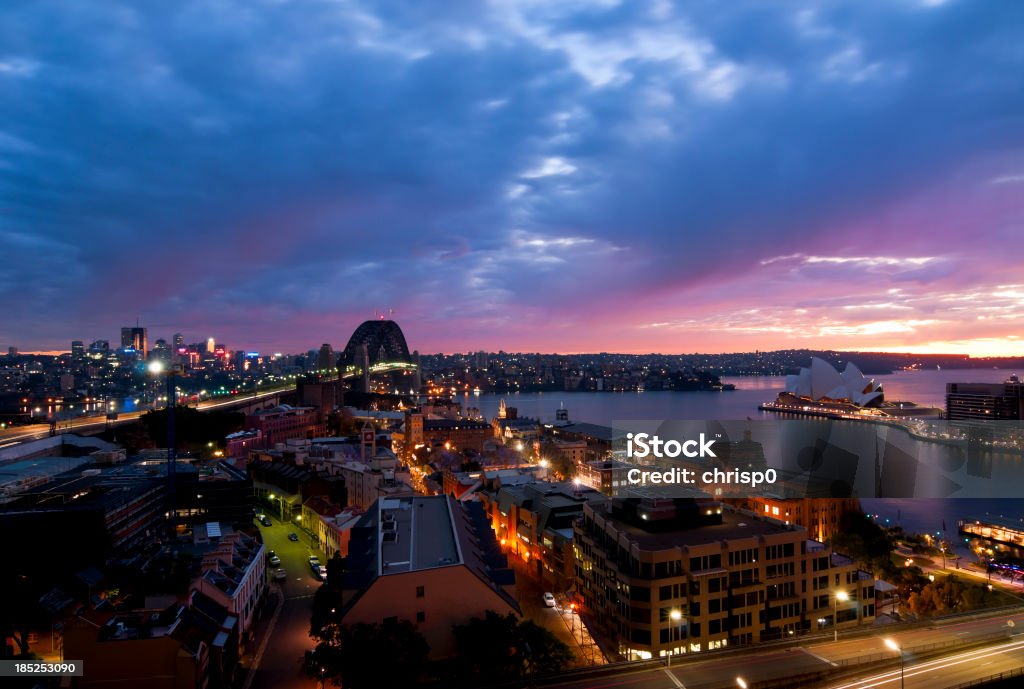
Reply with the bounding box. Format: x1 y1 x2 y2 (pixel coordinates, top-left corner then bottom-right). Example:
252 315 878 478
269 492 284 520
737 677 748 689
884 638 904 689
668 609 683 667
834 591 849 642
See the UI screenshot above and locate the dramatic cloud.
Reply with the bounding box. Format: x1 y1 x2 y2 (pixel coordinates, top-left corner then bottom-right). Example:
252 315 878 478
1 0 1023 355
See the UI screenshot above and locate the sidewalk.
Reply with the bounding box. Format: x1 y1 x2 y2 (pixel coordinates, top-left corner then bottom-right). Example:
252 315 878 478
553 594 607 665
239 585 284 689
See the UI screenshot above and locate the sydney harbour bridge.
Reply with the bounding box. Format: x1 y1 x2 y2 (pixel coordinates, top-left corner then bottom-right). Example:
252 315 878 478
337 319 421 393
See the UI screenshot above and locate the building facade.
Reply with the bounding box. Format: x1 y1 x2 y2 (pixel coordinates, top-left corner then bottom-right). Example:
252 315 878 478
575 496 874 661
335 495 519 658
946 376 1024 421
245 405 327 447
190 530 266 638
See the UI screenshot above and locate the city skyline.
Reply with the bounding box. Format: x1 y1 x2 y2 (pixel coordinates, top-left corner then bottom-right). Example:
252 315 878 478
3 2 1024 356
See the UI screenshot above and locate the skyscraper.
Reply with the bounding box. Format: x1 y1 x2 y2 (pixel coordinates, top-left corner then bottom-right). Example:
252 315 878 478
317 343 335 372
120 326 147 357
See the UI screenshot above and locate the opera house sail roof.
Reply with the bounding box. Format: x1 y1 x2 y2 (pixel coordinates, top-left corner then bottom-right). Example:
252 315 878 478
783 358 884 407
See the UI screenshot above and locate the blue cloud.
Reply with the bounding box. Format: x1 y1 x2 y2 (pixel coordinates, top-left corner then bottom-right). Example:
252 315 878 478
1 0 1022 350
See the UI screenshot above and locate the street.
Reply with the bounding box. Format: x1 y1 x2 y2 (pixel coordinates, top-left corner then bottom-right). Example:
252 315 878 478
0 386 291 448
246 515 325 689
543 608 1024 689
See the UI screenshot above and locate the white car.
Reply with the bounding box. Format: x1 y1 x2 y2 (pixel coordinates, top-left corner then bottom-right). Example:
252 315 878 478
273 568 287 581
543 592 556 607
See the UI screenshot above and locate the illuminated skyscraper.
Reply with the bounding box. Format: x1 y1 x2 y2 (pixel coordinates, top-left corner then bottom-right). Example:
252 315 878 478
120 326 147 357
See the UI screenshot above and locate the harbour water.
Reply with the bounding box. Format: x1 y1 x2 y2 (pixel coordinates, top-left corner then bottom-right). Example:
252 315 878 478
470 368 1017 426
467 367 1024 553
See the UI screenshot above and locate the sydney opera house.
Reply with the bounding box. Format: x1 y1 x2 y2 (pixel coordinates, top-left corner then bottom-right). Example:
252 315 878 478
763 358 888 417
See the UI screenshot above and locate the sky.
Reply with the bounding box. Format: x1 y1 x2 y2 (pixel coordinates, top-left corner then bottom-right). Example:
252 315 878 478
2 1 1023 356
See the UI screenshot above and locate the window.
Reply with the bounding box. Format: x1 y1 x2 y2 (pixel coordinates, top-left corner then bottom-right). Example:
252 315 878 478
416 611 425 623
416 585 425 598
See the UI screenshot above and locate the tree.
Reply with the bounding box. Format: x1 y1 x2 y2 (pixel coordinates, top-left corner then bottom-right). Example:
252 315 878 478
0 573 40 657
305 619 429 689
451 611 574 683
906 576 972 617
829 511 895 576
141 407 244 454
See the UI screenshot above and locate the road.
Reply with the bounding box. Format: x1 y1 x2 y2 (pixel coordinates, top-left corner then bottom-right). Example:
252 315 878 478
826 637 1024 688
544 609 1024 689
247 515 325 689
0 386 292 448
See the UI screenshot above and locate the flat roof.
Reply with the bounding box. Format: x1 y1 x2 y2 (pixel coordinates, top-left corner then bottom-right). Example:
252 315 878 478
595 505 797 550
0 455 91 480
379 496 460 575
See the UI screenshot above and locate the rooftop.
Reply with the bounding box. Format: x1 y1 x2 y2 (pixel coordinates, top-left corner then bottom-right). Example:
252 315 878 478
553 422 625 443
590 502 799 550
379 496 461 575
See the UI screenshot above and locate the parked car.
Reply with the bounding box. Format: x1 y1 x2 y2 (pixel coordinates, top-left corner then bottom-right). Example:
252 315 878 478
273 568 287 581
267 550 281 566
260 516 272 527
288 532 299 541
543 592 556 607
308 555 321 567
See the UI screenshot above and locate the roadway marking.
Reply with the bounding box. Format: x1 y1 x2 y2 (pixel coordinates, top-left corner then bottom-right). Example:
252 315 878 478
662 668 685 688
830 637 1024 689
802 647 839 667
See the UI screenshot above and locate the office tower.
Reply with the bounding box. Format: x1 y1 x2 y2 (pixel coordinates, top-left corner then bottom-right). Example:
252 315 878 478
946 376 1024 421
317 343 335 372
121 326 147 357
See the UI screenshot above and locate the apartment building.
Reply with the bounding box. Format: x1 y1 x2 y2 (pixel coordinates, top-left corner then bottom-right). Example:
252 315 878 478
574 493 874 661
